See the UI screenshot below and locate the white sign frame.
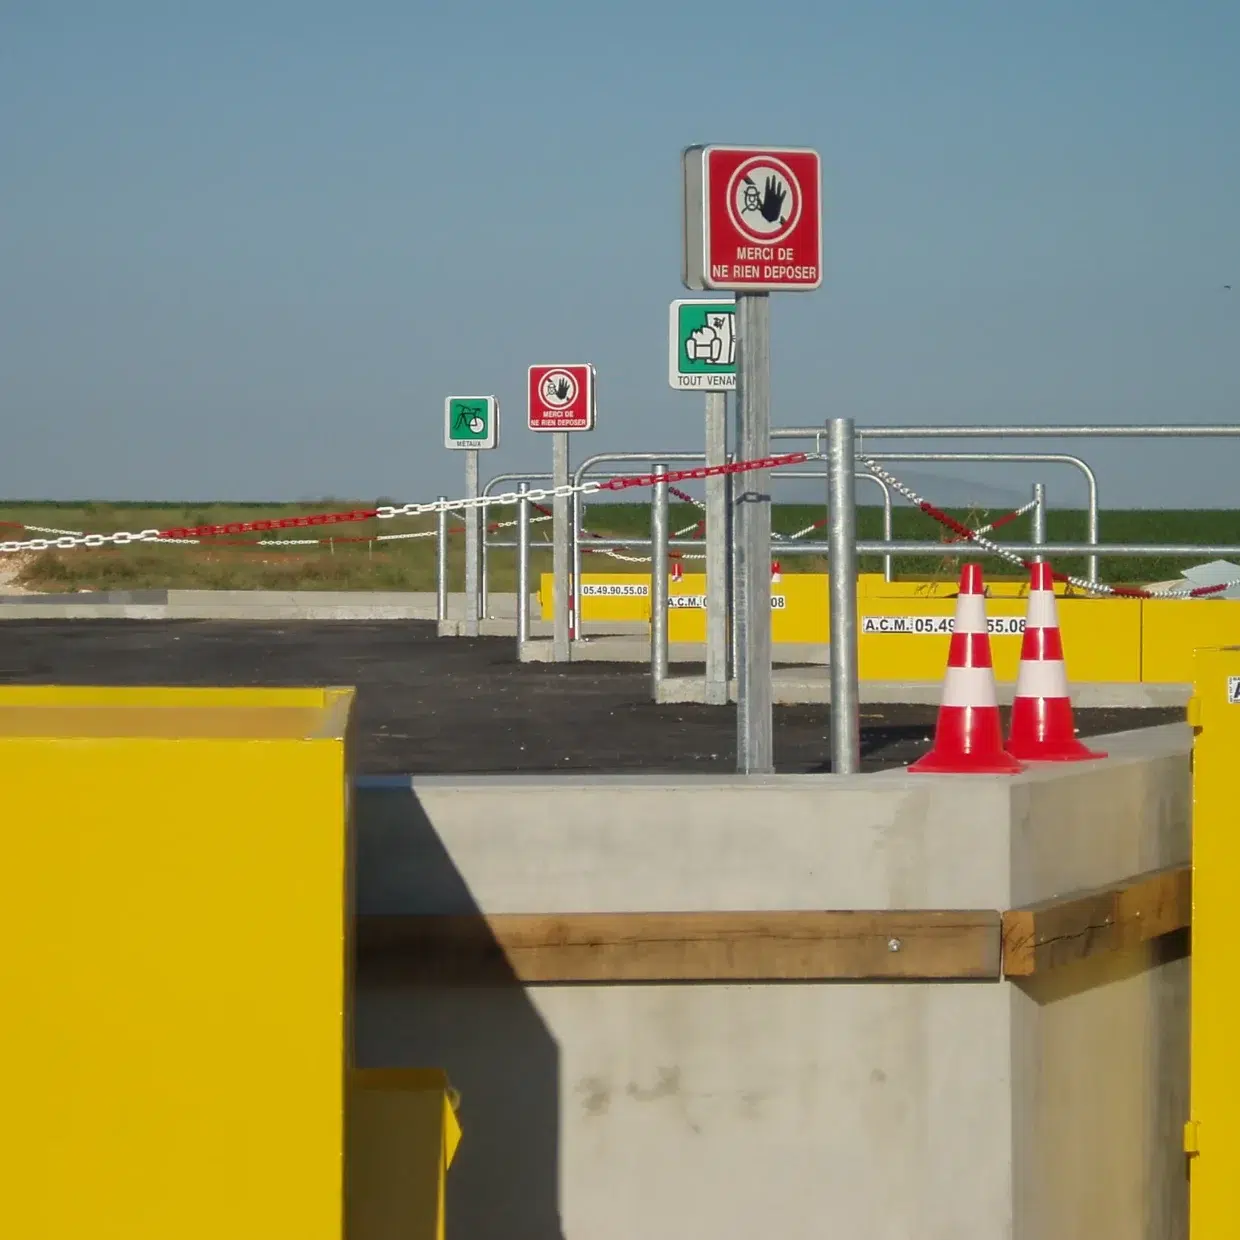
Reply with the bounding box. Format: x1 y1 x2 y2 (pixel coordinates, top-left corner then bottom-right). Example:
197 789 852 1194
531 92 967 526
444 395 499 451
668 297 737 391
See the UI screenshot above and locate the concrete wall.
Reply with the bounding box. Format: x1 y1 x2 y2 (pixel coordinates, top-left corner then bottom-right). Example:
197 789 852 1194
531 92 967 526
352 723 1192 1240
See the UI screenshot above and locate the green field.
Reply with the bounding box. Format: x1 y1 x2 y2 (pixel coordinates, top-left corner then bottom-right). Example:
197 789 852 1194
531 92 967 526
1 499 1236 593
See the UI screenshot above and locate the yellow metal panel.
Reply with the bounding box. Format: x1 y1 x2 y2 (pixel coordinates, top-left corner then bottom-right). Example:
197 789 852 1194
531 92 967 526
667 572 707 643
539 572 650 622
0 687 354 1240
545 569 1146 683
348 1070 462 1240
1143 600 1240 684
665 574 828 643
1189 647 1240 1236
0 684 340 709
857 595 1140 682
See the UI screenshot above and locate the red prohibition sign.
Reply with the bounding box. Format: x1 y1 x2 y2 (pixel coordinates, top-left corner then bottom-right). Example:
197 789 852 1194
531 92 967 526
726 155 803 246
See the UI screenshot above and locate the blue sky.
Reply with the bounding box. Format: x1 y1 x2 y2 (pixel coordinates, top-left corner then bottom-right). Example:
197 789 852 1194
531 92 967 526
2 1 1237 508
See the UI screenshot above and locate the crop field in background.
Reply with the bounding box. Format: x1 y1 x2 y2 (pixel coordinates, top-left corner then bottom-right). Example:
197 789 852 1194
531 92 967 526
1 500 1237 593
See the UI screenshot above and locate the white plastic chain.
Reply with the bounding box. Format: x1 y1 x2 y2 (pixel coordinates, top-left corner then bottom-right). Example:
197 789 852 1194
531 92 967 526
0 462 777 556
859 457 1240 600
377 482 593 523
1 528 170 554
256 514 554 547
0 494 572 556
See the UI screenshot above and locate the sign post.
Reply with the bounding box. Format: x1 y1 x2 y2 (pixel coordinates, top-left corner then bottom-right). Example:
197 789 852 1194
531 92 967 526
669 297 737 707
733 293 773 771
704 391 729 705
445 396 499 637
683 143 823 773
528 365 596 662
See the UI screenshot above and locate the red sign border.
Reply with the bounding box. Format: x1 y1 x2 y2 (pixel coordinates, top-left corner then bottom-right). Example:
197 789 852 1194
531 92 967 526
723 153 805 247
527 363 596 433
683 143 823 293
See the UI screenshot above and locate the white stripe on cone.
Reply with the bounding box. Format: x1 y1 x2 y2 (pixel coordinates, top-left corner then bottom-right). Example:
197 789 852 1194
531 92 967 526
953 595 989 634
1014 656 1070 700
1024 592 1058 628
941 665 999 708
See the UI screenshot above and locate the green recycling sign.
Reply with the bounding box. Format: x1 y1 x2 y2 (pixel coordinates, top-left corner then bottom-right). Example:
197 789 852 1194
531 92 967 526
668 297 736 391
444 395 499 450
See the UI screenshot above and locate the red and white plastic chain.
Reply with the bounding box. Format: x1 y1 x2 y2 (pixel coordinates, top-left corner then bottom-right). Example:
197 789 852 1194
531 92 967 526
948 496 1039 543
774 494 1039 545
0 453 809 555
859 457 1238 600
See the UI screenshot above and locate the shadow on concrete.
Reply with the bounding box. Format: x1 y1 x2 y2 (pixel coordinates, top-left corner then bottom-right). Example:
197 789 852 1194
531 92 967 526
352 778 564 1240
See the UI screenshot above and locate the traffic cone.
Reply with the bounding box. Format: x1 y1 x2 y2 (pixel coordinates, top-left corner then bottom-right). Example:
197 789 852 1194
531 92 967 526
910 563 1024 775
771 559 782 583
671 559 683 583
1006 562 1106 761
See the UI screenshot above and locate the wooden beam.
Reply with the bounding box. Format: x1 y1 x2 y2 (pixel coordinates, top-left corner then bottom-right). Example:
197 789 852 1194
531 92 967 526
357 909 1001 983
1001 864 1191 977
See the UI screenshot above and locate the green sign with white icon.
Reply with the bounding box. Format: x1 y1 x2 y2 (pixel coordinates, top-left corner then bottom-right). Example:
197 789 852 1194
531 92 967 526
668 298 737 391
444 395 499 450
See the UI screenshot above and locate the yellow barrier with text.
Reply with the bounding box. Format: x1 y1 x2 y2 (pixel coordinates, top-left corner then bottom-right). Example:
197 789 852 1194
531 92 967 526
538 572 1240 685
667 573 825 644
664 573 1139 679
539 572 650 622
1186 646 1240 1237
857 593 1140 681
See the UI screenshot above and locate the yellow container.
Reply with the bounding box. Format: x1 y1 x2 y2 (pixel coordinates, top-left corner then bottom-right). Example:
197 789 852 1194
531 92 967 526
666 573 826 644
539 569 1201 686
348 1069 462 1240
539 572 650 622
0 685 355 1240
1187 647 1240 1234
857 593 1142 682
663 572 1140 681
1143 599 1240 683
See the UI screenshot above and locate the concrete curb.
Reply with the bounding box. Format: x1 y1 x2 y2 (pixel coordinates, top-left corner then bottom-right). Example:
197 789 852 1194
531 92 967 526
518 635 824 665
656 672 1191 709
0 589 524 623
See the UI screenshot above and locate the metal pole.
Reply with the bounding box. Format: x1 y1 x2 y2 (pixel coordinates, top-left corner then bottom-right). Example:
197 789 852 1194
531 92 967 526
734 293 773 774
516 482 531 646
571 488 583 638
827 419 861 775
482 472 554 618
727 457 737 683
781 423 1240 439
436 498 449 625
704 392 728 705
1086 494 1099 586
463 450 480 637
851 540 1240 558
552 432 571 662
650 464 670 696
570 451 705 645
880 478 894 582
1031 482 1047 563
480 504 489 619
852 450 1100 584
